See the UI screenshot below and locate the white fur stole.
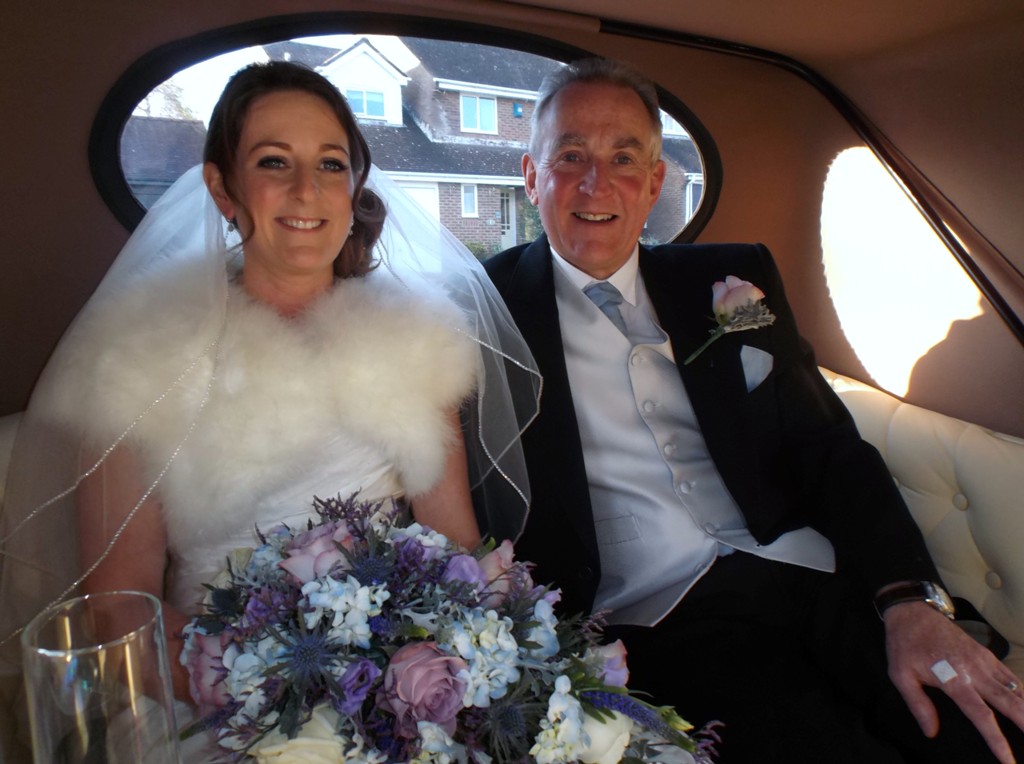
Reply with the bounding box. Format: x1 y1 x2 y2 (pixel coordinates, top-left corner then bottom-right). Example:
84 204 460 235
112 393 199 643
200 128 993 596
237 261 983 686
44 259 478 548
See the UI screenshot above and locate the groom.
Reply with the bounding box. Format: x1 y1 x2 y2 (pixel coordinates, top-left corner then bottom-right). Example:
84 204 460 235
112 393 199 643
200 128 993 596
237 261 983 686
484 57 1024 762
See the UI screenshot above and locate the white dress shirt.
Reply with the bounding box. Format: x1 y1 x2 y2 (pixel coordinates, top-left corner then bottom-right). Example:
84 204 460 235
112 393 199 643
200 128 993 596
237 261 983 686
551 247 834 625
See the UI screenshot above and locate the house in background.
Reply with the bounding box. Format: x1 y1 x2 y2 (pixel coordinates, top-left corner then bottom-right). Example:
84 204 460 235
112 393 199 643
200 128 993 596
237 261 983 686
120 116 206 208
316 36 550 255
121 35 703 256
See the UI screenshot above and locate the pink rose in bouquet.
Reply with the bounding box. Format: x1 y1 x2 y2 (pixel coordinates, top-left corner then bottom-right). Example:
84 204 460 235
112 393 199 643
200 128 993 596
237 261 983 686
479 539 518 605
378 641 469 738
592 639 629 687
181 629 232 713
279 519 354 583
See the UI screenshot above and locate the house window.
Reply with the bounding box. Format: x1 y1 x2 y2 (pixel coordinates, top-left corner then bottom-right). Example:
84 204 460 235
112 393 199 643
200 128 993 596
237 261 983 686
462 184 479 217
346 89 386 119
662 112 688 137
460 95 497 134
685 174 704 220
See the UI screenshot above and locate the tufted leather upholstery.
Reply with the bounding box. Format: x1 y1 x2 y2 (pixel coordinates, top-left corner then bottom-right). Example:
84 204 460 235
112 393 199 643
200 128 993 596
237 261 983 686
821 368 1024 675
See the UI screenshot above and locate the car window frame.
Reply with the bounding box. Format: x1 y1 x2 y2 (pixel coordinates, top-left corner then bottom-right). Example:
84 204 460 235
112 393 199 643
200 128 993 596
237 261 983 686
89 12 721 243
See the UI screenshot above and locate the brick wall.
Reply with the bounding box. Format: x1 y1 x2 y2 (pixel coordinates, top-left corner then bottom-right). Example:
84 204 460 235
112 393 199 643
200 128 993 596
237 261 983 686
435 91 533 143
440 183 519 255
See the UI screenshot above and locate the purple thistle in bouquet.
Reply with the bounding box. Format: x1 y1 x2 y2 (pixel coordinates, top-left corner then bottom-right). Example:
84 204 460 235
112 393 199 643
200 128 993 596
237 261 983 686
179 494 719 763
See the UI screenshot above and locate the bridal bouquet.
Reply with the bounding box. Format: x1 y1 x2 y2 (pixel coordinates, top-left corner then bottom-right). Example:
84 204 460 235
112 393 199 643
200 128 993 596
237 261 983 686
180 495 717 763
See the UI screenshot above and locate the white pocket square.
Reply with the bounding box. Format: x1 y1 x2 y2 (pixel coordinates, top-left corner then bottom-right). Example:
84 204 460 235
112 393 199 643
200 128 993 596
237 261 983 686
740 345 773 391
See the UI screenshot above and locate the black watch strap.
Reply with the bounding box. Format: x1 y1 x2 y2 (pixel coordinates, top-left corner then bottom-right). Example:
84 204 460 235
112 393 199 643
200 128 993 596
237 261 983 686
874 581 955 620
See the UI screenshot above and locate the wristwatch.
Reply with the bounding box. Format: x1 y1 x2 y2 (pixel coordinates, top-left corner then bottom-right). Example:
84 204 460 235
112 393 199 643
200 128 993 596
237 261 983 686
874 581 955 620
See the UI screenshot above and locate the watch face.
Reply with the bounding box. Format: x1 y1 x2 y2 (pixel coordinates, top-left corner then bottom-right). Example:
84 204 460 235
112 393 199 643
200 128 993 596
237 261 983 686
923 582 955 617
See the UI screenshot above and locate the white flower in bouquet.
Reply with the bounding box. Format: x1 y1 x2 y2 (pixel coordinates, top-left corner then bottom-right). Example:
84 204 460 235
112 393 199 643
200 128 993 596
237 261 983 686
250 705 347 764
413 721 468 764
302 575 389 647
250 705 388 764
449 609 520 707
530 675 586 764
524 597 562 659
580 711 634 764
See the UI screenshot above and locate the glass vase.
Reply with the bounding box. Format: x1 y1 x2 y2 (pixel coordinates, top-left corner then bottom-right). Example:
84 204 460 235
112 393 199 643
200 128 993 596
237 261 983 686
21 590 180 763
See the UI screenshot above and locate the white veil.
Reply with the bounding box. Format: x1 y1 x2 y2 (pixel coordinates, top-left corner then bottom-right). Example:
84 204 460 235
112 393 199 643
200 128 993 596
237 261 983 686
368 166 541 541
0 164 541 668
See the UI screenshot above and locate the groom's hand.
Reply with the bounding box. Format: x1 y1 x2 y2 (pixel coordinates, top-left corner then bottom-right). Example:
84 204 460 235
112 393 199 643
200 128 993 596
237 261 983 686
884 601 1024 764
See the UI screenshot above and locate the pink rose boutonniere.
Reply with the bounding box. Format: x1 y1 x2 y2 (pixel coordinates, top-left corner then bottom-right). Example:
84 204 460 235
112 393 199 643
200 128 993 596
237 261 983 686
684 275 776 364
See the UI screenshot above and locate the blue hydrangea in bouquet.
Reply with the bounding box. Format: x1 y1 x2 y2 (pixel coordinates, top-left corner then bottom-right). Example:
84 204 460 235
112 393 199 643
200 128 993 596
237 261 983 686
180 495 720 763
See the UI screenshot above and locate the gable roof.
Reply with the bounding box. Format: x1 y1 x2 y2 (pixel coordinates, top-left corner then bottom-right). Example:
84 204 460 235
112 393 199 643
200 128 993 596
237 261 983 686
361 108 525 177
262 40 339 69
320 37 411 83
400 36 561 91
660 135 702 175
121 116 204 181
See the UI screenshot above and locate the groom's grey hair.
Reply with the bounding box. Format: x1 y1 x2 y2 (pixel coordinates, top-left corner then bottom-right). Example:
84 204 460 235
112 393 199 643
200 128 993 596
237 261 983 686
529 57 663 164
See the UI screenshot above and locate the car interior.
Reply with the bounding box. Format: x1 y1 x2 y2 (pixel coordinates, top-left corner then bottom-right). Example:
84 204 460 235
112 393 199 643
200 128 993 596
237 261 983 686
2 1 1022 760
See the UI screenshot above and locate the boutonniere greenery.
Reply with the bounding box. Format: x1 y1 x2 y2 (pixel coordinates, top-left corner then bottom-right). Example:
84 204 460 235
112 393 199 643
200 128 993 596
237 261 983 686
684 276 776 364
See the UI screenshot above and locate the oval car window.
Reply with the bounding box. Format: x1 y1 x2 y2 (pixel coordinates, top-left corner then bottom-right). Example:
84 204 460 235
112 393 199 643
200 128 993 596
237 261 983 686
121 34 706 254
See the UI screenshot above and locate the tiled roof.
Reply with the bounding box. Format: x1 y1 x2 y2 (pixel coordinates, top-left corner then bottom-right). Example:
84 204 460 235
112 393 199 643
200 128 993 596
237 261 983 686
661 135 703 175
121 116 205 181
401 37 561 90
263 41 339 68
361 109 524 177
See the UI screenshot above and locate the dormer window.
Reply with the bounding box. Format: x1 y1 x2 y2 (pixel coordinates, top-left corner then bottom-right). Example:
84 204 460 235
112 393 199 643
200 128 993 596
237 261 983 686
346 89 386 119
460 94 497 134
662 111 687 136
318 38 410 127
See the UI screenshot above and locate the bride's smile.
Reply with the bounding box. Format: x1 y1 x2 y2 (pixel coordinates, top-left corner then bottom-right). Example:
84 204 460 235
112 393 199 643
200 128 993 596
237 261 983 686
205 89 356 302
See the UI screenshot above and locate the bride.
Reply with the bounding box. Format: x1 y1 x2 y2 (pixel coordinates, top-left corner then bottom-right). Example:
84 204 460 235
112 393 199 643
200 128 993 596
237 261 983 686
0 60 539 753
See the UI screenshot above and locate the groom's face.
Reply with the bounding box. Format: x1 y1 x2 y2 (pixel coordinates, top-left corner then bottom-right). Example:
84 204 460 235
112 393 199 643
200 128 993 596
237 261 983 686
524 81 665 280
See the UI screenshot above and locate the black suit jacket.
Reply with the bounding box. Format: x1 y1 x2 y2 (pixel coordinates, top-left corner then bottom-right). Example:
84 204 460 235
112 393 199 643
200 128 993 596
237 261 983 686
485 235 939 617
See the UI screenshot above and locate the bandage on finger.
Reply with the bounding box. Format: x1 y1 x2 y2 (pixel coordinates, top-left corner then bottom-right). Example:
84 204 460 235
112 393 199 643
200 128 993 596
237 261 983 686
930 659 958 684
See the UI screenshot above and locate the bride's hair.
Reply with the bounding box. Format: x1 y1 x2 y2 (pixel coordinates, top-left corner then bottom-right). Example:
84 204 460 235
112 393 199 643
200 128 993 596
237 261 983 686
203 60 386 278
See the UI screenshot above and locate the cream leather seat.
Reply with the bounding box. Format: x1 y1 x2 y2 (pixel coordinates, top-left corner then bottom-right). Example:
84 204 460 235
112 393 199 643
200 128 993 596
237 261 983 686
821 368 1024 675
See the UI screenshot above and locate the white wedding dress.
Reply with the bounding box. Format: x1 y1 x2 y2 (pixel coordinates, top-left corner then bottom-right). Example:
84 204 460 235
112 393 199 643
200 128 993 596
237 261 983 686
45 252 478 616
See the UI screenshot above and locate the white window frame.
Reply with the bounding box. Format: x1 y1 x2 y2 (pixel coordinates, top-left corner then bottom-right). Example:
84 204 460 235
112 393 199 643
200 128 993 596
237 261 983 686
460 94 497 134
685 173 704 220
661 111 689 137
346 88 386 119
461 184 479 217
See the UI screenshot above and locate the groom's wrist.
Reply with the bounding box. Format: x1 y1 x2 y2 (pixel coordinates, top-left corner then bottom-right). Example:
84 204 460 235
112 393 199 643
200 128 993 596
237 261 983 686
874 580 955 621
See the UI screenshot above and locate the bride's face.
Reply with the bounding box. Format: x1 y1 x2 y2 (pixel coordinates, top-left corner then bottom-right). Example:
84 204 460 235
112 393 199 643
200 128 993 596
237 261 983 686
215 90 356 286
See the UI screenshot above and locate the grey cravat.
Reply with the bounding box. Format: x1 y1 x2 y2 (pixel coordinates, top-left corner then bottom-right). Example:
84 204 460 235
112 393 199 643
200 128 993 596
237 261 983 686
584 281 629 336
